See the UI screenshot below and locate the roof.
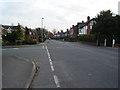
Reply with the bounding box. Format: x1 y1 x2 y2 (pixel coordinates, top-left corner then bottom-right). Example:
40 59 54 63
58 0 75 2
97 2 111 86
2 25 18 31
79 18 96 28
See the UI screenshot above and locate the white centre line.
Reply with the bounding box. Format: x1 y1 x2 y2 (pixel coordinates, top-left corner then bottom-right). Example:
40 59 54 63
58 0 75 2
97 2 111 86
45 45 61 88
53 75 60 88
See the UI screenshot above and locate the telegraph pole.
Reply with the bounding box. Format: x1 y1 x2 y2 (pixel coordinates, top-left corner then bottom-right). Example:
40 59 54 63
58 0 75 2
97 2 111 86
41 17 44 42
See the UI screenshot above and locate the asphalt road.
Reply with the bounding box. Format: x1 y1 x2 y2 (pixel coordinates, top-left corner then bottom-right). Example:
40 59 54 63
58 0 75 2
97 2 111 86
2 40 118 88
2 54 34 88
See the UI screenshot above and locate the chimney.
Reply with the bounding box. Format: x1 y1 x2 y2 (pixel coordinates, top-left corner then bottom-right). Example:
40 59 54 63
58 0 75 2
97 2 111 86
87 16 90 21
82 21 84 23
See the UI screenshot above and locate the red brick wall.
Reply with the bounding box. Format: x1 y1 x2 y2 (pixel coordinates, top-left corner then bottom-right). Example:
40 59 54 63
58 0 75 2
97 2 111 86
46 33 53 39
73 26 78 37
87 24 91 35
26 35 39 42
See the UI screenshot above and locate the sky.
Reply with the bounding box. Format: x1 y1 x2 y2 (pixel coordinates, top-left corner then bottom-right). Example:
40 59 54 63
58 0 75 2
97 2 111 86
0 0 120 31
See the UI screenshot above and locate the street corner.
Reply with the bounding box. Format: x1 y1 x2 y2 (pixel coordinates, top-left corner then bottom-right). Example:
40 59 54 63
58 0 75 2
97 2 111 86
2 55 37 88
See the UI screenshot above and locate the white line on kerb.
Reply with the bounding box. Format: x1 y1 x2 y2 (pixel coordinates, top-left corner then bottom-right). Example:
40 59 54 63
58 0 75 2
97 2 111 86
45 45 60 88
54 75 60 88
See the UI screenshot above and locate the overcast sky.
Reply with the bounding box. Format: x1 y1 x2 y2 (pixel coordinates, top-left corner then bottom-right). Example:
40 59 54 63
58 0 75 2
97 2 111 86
0 0 119 31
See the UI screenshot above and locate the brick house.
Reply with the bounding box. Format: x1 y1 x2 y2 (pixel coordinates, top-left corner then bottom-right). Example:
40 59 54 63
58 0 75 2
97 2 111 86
46 32 54 39
25 28 39 42
69 24 79 38
78 16 96 35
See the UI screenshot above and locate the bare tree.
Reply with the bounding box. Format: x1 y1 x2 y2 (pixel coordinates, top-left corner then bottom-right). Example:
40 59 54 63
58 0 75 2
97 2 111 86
52 29 57 35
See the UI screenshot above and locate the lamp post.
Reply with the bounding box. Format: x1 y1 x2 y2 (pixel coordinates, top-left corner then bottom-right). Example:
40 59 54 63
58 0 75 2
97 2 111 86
41 17 44 42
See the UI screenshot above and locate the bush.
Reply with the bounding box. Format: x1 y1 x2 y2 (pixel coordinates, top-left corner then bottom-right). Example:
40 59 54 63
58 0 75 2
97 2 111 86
23 39 37 45
77 34 96 42
2 41 13 46
53 34 96 42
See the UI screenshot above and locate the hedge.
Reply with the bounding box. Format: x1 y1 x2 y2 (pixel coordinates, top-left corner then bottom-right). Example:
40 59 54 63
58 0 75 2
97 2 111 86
23 39 37 45
77 34 96 42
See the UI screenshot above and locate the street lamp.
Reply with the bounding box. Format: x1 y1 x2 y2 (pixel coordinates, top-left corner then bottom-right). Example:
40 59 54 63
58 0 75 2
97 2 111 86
41 17 44 42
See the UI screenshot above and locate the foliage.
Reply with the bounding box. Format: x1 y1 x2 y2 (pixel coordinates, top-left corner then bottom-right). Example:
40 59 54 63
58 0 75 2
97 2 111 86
53 34 96 42
2 24 24 45
23 39 37 45
25 26 29 35
77 34 96 42
91 10 120 44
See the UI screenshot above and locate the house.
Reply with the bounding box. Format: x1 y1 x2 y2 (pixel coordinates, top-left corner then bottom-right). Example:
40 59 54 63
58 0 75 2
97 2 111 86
54 31 61 38
25 28 39 42
78 16 96 35
0 24 25 36
1 25 18 35
69 24 79 37
69 27 74 37
46 32 54 39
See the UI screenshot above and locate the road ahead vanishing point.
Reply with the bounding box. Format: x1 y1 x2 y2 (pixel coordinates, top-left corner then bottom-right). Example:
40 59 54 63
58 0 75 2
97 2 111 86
3 40 118 88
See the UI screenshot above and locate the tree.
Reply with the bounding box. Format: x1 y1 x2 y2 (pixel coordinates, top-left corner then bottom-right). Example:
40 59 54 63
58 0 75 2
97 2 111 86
91 10 120 45
52 29 57 35
2 23 24 45
16 23 23 40
25 26 29 35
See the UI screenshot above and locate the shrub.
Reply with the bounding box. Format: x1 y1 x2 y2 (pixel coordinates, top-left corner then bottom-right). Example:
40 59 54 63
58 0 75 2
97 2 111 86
2 41 13 46
23 39 37 45
77 34 96 42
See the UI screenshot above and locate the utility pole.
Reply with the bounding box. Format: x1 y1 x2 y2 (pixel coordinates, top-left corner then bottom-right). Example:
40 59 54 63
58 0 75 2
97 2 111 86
41 17 44 42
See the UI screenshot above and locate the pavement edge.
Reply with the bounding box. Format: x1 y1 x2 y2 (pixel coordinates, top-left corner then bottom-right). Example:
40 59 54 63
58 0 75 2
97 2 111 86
25 60 36 88
14 56 37 88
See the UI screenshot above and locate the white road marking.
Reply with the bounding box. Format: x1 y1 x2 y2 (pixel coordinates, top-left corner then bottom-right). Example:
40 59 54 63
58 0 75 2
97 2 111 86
0 48 19 50
0 49 4 50
49 58 52 62
45 45 54 71
51 65 55 71
13 48 19 50
53 75 60 88
42 45 44 49
45 45 61 88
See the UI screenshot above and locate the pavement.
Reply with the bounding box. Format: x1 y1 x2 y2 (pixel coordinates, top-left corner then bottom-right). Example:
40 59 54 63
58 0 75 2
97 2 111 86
2 40 118 88
2 54 36 88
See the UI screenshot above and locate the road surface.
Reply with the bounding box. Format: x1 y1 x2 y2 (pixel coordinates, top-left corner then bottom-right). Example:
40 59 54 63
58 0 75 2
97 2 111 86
2 40 118 88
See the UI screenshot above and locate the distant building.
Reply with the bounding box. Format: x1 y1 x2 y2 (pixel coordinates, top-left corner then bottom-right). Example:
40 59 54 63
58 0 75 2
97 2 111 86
46 32 54 39
118 1 120 15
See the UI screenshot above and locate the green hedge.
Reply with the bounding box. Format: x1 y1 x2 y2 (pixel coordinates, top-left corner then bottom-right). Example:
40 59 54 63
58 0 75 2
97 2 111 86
23 39 37 45
77 34 96 42
53 34 96 42
2 41 13 46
